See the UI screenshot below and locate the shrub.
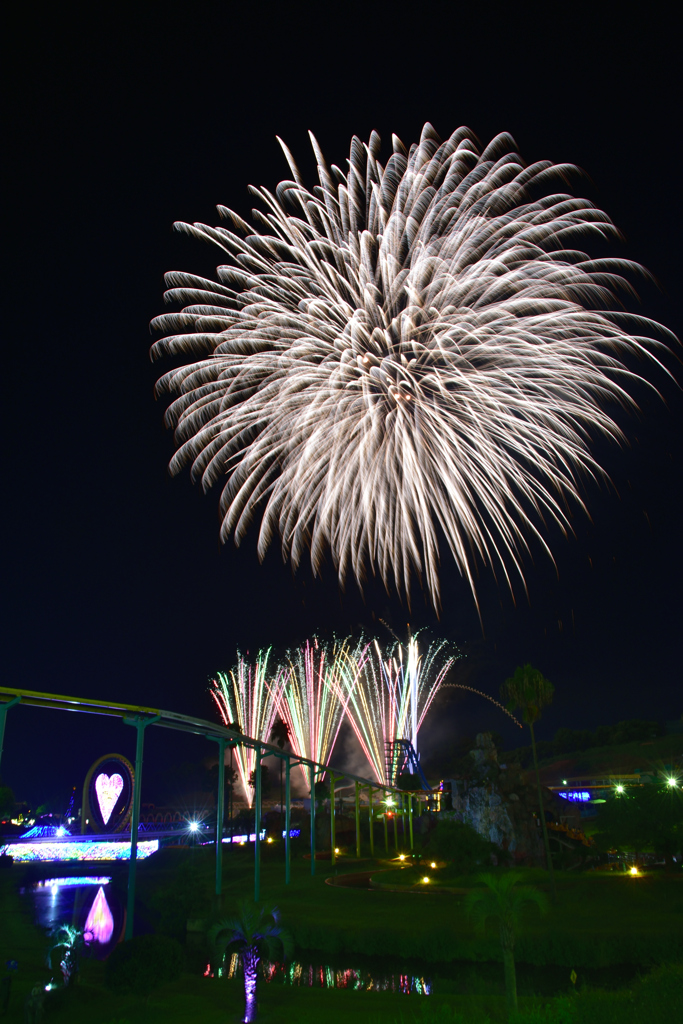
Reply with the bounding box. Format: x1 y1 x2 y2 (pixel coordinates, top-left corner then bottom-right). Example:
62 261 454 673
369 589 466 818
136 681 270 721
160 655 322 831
428 820 498 871
106 934 184 997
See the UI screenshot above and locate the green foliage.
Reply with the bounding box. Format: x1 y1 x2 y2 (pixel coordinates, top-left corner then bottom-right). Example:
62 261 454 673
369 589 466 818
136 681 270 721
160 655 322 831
466 873 549 1014
594 783 683 865
207 759 238 795
248 764 273 796
509 998 576 1023
105 934 184 997
47 924 86 986
375 1004 482 1023
210 899 293 967
501 665 554 726
270 716 290 749
507 719 667 767
0 784 15 819
147 854 214 939
429 820 499 872
521 961 683 1024
466 872 548 950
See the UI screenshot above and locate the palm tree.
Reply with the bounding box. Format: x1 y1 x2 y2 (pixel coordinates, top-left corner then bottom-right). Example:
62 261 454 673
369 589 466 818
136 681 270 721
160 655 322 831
210 900 292 1022
270 717 291 826
46 925 85 987
501 664 556 901
465 872 548 1016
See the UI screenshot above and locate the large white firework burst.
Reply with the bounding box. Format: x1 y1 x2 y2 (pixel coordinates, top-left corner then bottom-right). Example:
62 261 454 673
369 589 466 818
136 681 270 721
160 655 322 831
152 124 672 609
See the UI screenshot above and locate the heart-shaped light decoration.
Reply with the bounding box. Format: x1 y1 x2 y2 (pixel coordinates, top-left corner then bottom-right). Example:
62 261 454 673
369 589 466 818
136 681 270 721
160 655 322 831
95 773 124 825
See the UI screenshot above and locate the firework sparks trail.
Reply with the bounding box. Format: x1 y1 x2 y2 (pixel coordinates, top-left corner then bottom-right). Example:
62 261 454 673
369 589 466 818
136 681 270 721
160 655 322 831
275 638 358 785
152 125 674 611
210 650 282 805
441 684 523 728
338 635 456 785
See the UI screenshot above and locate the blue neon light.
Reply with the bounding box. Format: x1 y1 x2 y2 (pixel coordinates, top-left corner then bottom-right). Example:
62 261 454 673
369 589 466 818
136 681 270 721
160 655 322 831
20 825 70 839
558 790 591 802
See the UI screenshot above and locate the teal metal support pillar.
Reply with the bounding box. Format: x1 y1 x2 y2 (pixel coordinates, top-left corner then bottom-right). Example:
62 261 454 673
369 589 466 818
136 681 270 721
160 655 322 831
408 795 414 851
330 773 336 866
285 757 291 885
0 696 20 771
212 737 226 901
393 807 398 849
383 810 389 853
310 764 316 876
254 744 262 902
354 782 361 859
124 714 160 941
368 787 374 857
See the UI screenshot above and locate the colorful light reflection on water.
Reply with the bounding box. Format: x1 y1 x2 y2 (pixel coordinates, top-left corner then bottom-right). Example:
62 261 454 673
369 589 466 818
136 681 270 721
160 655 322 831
23 876 123 958
205 954 430 995
84 886 114 944
34 876 111 889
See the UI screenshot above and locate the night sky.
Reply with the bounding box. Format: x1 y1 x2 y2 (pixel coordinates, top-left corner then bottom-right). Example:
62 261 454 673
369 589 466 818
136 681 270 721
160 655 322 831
4 4 681 810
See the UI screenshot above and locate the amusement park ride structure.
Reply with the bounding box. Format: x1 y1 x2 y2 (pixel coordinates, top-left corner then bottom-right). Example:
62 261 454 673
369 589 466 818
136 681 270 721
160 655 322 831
385 739 432 791
0 685 429 941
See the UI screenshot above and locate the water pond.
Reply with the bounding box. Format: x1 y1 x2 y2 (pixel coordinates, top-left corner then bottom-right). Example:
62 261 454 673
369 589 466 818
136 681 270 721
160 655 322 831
20 877 642 998
202 951 640 999
21 876 125 958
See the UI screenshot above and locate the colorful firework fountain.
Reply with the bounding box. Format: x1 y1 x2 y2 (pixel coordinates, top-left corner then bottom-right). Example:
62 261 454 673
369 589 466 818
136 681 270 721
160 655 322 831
211 650 282 805
339 634 456 785
275 638 358 784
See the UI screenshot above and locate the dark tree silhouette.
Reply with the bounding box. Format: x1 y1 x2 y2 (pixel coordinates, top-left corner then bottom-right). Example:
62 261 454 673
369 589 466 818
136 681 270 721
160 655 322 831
501 664 556 901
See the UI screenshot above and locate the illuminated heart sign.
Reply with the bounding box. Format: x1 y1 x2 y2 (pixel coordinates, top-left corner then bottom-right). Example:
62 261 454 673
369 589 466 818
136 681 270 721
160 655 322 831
95 773 124 825
84 886 114 944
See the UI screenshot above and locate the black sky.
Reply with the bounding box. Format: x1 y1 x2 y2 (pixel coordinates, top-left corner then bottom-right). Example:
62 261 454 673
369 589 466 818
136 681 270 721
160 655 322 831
3 3 681 808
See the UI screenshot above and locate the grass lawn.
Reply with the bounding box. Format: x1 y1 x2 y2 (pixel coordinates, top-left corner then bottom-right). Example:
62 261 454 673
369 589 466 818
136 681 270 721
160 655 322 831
2 847 682 1022
131 844 683 967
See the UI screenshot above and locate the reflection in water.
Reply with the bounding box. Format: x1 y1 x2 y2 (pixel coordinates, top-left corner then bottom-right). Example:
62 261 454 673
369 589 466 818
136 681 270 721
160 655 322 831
23 876 123 958
84 886 114 945
204 954 430 995
33 877 112 889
